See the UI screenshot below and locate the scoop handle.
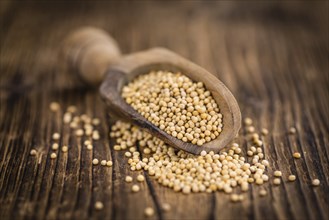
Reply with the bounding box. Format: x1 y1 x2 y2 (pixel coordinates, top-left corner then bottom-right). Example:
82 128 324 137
61 27 122 86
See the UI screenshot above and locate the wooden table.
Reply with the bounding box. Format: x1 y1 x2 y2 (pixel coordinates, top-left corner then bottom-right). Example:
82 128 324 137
0 1 328 220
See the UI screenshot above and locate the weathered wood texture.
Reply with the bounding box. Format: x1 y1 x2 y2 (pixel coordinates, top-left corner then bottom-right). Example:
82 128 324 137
0 1 328 220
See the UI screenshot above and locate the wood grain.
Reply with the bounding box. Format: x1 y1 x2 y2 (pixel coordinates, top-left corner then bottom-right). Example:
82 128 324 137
0 1 328 220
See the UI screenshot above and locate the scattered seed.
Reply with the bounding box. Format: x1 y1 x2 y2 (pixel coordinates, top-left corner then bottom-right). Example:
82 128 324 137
52 143 59 150
62 146 68 152
132 184 140 192
244 117 253 126
274 170 282 177
293 152 301 159
312 179 320 186
50 102 60 111
137 175 145 182
30 149 37 156
101 160 107 166
92 118 100 126
273 178 281 185
106 161 113 167
67 105 77 113
75 129 84 136
261 128 269 135
52 133 60 140
125 152 132 157
94 201 104 210
92 159 99 165
259 189 267 196
230 194 240 202
162 203 171 211
289 127 297 134
125 176 133 183
92 131 100 140
288 175 296 182
144 207 154 217
87 144 93 150
50 153 57 159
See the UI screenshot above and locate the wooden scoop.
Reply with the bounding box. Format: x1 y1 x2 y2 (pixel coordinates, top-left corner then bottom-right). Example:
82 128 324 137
62 27 241 154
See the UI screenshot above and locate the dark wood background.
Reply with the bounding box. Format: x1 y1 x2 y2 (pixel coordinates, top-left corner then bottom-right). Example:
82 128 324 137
0 1 328 220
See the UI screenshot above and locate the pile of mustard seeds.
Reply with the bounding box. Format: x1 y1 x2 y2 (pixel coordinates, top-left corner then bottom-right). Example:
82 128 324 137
110 119 269 195
122 71 223 146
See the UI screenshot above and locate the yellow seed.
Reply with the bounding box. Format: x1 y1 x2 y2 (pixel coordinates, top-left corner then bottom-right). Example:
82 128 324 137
52 133 60 140
95 201 104 210
61 146 68 152
244 117 253 126
132 184 140 192
52 143 59 150
288 175 296 182
92 118 100 126
106 161 113 167
274 170 282 177
87 144 93 150
162 203 171 211
289 127 296 134
92 159 99 165
50 153 57 159
273 178 281 185
293 152 301 159
49 102 60 111
261 128 269 135
259 189 267 196
67 105 77 113
101 160 107 166
75 129 84 136
312 179 320 186
144 207 154 217
125 176 133 183
137 174 145 182
30 149 37 156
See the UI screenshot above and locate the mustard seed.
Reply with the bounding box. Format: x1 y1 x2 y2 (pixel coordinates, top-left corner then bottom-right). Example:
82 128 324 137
274 170 282 177
137 174 145 182
95 201 104 210
50 153 57 159
101 160 107 166
75 129 84 136
92 158 99 165
293 152 301 159
50 102 60 111
132 184 140 192
312 179 320 186
273 178 281 185
52 133 60 140
67 105 77 113
261 128 269 136
162 203 171 212
259 189 267 196
144 207 154 217
87 144 93 150
106 161 113 167
288 175 296 181
52 143 59 150
244 117 253 126
289 127 296 134
122 71 223 146
62 145 68 152
125 176 133 183
30 149 37 156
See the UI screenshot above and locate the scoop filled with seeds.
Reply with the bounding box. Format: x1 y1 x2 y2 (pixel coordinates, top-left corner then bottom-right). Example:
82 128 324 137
63 27 241 154
100 48 241 154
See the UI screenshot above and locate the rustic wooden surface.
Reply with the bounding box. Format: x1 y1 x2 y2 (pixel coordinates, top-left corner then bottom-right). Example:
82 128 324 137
0 1 328 220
